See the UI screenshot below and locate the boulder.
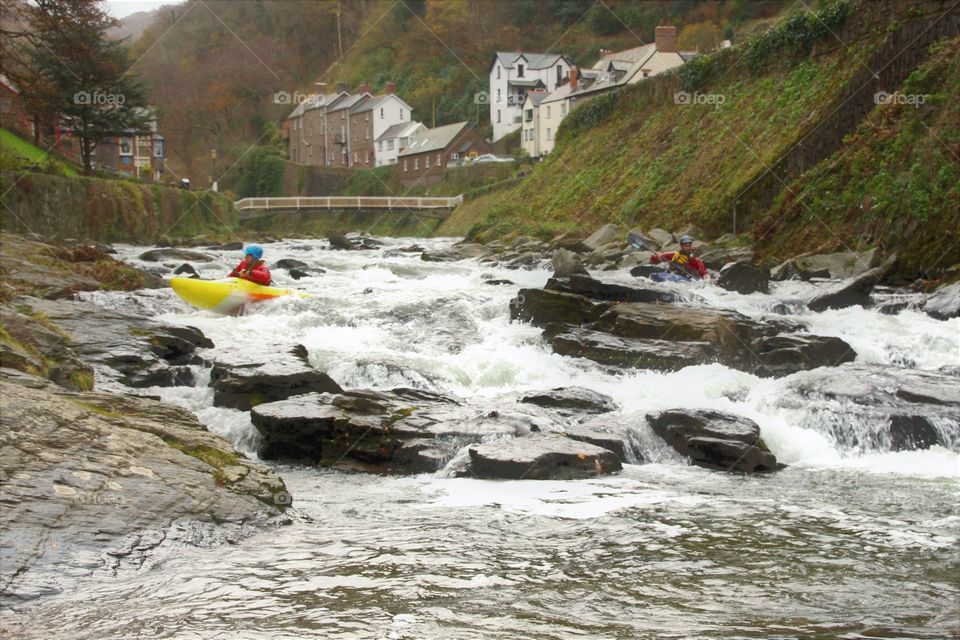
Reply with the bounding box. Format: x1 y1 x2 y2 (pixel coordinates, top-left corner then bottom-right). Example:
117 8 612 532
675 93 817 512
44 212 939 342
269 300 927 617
173 263 199 278
327 232 354 250
749 333 856 377
421 243 491 262
807 257 894 312
466 434 622 480
546 275 677 304
549 326 716 371
716 262 769 294
520 386 618 414
274 258 308 269
204 241 244 251
698 247 754 271
647 228 675 248
773 249 882 281
646 409 779 472
210 349 343 411
582 224 622 252
773 363 960 452
923 283 960 320
509 288 608 328
138 248 214 263
562 424 631 462
0 305 93 390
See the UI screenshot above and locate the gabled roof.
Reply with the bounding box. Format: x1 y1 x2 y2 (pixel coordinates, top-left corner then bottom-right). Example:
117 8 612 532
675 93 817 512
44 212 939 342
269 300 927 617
398 121 470 156
351 93 413 115
376 121 424 142
285 91 346 120
595 43 656 67
326 93 370 114
523 91 549 107
491 52 570 72
0 73 20 94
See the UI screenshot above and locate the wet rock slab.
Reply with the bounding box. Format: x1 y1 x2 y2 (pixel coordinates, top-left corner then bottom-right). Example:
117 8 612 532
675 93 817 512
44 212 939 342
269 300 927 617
774 363 960 451
646 409 779 472
466 434 622 480
0 373 286 599
13 296 212 388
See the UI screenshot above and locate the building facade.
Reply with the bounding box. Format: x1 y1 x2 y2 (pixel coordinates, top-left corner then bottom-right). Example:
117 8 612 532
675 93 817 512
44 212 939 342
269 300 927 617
398 121 492 186
489 51 572 142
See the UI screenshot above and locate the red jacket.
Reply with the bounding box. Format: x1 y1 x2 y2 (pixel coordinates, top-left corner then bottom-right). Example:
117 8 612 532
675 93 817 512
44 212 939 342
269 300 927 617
650 252 708 279
228 259 272 285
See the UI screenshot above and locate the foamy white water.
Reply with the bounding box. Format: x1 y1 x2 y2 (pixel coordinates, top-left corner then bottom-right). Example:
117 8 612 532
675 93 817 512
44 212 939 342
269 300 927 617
11 236 954 639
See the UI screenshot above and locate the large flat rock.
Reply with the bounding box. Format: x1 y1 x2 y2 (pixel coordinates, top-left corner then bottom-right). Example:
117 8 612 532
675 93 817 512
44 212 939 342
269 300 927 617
466 434 622 480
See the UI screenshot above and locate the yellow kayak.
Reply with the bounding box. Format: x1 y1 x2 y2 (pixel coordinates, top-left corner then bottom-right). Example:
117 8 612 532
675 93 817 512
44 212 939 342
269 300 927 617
170 277 297 314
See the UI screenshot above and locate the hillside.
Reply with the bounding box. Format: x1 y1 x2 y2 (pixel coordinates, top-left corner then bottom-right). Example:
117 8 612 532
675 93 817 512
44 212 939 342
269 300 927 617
439 0 960 280
127 0 789 182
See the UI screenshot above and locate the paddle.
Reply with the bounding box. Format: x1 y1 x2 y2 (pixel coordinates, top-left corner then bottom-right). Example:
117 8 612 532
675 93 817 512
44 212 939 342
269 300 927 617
627 232 694 280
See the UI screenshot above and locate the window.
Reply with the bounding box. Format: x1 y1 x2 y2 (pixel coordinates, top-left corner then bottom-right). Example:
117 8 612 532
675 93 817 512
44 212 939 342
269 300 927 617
497 88 501 103
517 64 524 77
524 108 533 122
403 159 408 172
451 152 459 162
497 109 501 123
388 139 394 150
436 153 441 166
546 105 551 118
380 107 384 119
365 125 369 139
153 140 164 158
561 102 567 116
119 137 133 156
556 64 562 86
414 158 419 170
426 155 431 169
643 70 650 79
377 141 382 151
497 65 501 80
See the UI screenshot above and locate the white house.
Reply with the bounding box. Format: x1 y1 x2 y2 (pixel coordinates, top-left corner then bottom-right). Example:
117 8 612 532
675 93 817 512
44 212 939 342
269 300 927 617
520 90 548 158
527 24 692 158
375 121 425 166
489 51 573 142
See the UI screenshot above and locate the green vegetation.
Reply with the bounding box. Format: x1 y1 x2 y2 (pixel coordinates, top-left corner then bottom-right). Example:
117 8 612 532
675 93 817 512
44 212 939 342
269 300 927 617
441 2 959 277
236 146 285 198
165 440 242 487
0 129 80 177
757 36 960 275
0 172 238 243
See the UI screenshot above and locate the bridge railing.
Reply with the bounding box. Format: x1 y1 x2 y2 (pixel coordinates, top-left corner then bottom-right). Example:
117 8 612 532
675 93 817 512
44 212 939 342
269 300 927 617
234 195 463 211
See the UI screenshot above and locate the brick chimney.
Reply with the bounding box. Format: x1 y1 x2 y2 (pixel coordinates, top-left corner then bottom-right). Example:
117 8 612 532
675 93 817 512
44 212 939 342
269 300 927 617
359 81 372 95
386 81 396 94
655 22 677 53
314 81 327 94
568 66 579 90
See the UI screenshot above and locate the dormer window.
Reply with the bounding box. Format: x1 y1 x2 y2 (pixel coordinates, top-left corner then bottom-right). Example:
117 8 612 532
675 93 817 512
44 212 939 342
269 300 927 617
517 64 524 77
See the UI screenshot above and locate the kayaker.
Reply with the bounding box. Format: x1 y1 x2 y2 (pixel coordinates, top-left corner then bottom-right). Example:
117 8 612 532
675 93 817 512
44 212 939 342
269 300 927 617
650 235 708 279
228 245 272 285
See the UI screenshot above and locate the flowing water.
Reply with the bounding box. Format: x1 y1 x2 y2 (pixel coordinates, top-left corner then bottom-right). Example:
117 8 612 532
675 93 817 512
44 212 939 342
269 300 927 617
5 238 959 639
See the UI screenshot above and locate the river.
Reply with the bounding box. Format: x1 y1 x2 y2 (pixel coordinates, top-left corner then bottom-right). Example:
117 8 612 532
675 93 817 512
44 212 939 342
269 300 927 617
9 237 960 638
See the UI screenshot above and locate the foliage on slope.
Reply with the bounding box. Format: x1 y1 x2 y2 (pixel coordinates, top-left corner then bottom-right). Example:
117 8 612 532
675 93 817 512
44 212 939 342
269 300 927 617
440 1 959 277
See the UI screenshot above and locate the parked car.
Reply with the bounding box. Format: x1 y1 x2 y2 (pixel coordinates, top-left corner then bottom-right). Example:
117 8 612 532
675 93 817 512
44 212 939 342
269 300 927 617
471 154 514 163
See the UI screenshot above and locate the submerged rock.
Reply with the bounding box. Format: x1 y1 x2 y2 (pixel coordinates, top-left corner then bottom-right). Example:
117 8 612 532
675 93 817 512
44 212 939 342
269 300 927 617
646 409 779 472
139 248 214 263
923 283 960 320
466 434 622 480
716 262 769 295
520 386 618 414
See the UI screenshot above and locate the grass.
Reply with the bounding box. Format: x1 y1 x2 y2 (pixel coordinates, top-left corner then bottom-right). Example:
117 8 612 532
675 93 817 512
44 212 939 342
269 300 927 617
0 128 80 177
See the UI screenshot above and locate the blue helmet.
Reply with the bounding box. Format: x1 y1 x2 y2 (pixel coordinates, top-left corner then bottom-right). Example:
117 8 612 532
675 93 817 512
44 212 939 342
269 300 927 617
679 235 695 245
243 245 263 260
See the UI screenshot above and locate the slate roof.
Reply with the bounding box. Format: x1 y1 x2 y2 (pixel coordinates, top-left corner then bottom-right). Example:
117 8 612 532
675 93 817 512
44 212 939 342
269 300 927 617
398 121 470 156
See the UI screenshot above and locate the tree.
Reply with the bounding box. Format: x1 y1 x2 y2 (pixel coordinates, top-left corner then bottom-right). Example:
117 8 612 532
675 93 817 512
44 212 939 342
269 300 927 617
21 0 152 174
678 21 723 52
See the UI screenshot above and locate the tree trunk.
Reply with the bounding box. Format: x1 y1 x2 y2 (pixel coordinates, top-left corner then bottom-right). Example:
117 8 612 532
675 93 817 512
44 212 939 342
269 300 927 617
82 138 93 175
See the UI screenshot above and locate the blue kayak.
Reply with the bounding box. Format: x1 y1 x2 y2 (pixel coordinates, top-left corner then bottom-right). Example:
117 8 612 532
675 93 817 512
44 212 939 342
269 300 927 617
649 271 693 283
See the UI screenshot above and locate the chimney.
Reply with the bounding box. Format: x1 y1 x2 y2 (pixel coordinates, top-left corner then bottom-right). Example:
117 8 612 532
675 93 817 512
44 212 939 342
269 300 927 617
359 81 372 95
568 66 579 90
335 82 348 93
314 81 327 95
386 81 396 94
655 22 677 53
